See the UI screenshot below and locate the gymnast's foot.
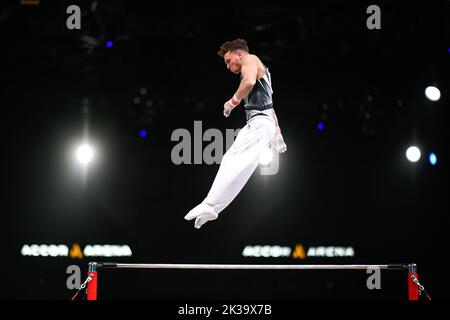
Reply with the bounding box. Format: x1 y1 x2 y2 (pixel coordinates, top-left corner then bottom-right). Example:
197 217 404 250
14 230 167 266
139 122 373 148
184 203 218 229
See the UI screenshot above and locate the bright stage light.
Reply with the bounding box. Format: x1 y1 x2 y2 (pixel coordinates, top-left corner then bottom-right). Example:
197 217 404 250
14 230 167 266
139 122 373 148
429 152 437 166
425 86 440 101
406 146 421 163
76 144 94 164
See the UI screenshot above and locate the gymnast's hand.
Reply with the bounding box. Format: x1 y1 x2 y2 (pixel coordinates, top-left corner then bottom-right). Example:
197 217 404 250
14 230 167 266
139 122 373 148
272 127 287 153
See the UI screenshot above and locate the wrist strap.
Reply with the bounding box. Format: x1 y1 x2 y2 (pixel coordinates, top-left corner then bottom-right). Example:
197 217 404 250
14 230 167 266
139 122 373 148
231 95 241 106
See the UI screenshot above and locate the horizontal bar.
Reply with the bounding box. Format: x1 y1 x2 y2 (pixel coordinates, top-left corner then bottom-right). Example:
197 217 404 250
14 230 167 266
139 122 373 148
97 263 409 270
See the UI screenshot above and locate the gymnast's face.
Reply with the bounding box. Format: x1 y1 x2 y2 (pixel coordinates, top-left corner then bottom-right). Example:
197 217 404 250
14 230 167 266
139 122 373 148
224 51 243 74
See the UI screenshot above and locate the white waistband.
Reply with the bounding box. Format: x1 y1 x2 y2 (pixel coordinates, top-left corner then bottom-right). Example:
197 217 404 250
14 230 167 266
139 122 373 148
246 109 276 124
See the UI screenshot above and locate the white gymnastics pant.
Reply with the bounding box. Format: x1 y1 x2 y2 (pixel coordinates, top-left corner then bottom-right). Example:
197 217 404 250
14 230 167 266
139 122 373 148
201 116 276 215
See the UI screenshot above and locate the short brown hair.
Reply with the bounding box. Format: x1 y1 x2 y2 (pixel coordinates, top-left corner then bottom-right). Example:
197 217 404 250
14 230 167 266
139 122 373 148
217 38 249 57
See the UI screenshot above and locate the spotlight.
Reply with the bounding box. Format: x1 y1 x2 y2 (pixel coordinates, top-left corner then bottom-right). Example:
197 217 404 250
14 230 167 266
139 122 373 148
76 144 94 164
317 121 325 131
139 129 148 138
425 86 440 101
406 146 421 163
106 40 113 48
429 152 437 166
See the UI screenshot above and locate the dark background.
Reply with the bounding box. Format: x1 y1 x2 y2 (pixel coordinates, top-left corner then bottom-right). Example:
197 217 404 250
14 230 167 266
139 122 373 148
1 0 448 300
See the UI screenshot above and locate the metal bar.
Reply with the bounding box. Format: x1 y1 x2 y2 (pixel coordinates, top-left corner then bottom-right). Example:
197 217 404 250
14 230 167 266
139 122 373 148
88 262 413 301
96 263 408 270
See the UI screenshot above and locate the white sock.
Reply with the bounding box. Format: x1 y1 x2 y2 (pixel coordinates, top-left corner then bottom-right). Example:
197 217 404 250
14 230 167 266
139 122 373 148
184 203 218 229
